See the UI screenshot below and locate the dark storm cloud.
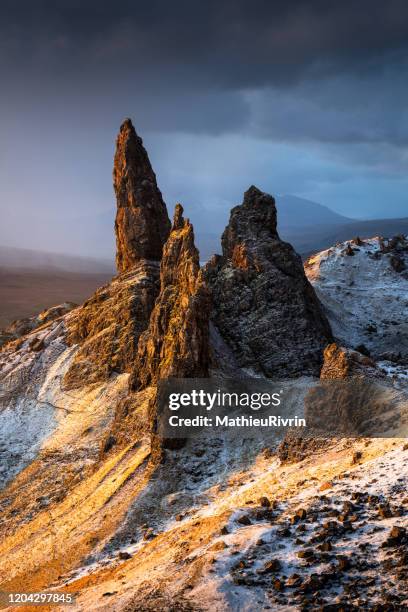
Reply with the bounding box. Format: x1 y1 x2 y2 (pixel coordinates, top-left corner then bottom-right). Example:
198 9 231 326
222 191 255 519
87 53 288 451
246 67 408 148
1 0 408 143
2 0 408 88
1 0 408 259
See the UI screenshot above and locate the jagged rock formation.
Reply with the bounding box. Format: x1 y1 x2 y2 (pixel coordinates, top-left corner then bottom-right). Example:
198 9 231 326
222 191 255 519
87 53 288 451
0 302 76 350
132 204 210 390
279 344 381 464
205 186 332 377
63 263 161 387
114 118 170 273
320 342 377 380
303 342 398 437
2 122 408 611
64 120 172 388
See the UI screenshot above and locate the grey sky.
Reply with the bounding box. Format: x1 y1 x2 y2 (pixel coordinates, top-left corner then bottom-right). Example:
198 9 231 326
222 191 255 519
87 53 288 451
0 1 407 258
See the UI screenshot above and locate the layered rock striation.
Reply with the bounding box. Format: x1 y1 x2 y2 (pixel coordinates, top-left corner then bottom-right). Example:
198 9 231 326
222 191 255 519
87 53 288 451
132 204 210 390
64 120 170 388
114 118 170 273
63 263 161 387
205 186 332 377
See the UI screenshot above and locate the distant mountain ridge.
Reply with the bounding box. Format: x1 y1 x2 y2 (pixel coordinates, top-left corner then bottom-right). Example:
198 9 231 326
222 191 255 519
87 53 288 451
195 194 408 260
3 197 407 267
276 194 351 228
280 217 408 257
1 121 407 610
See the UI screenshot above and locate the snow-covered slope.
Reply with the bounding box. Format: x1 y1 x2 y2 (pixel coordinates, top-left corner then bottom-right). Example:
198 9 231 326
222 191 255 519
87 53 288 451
48 439 408 611
0 234 407 610
305 236 408 378
0 307 135 492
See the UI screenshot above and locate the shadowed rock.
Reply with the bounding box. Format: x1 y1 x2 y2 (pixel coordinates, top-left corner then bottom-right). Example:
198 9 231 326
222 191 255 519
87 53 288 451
303 343 398 437
205 186 332 377
114 118 170 273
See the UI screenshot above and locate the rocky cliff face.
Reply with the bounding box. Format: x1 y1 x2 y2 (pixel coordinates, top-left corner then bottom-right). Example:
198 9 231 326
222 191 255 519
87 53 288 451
132 204 210 390
64 120 171 388
205 186 332 377
114 119 170 273
2 123 408 612
63 263 160 388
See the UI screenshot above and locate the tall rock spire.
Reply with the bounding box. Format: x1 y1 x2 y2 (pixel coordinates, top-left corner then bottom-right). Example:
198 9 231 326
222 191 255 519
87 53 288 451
204 186 332 377
64 121 171 388
114 118 171 273
131 204 210 390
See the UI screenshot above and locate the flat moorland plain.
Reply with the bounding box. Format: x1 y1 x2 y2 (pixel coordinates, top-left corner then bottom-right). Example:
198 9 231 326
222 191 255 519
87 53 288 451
0 268 112 327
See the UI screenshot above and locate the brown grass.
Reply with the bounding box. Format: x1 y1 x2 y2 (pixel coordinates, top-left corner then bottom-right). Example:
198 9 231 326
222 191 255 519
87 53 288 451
0 268 112 327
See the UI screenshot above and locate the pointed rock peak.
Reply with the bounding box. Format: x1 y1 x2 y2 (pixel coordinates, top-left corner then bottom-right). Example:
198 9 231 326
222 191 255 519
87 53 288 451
221 186 278 259
160 204 199 291
172 203 185 230
242 185 275 208
132 204 209 391
241 187 277 231
120 117 134 132
114 118 171 273
243 184 265 202
115 119 143 160
206 185 332 378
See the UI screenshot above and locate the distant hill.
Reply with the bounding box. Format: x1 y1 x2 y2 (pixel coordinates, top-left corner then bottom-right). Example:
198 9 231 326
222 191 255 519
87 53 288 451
281 217 408 257
195 195 408 260
276 194 351 228
0 246 115 326
274 195 408 255
0 245 115 274
3 200 408 267
196 217 408 261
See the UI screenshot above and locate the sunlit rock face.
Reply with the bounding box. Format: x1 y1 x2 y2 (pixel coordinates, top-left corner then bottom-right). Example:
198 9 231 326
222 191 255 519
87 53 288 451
63 263 161 388
114 118 170 273
132 204 210 390
63 120 173 388
1 120 408 612
205 186 332 377
320 342 377 380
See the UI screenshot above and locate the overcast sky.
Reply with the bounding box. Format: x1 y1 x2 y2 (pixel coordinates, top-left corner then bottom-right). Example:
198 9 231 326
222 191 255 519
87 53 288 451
1 0 408 258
